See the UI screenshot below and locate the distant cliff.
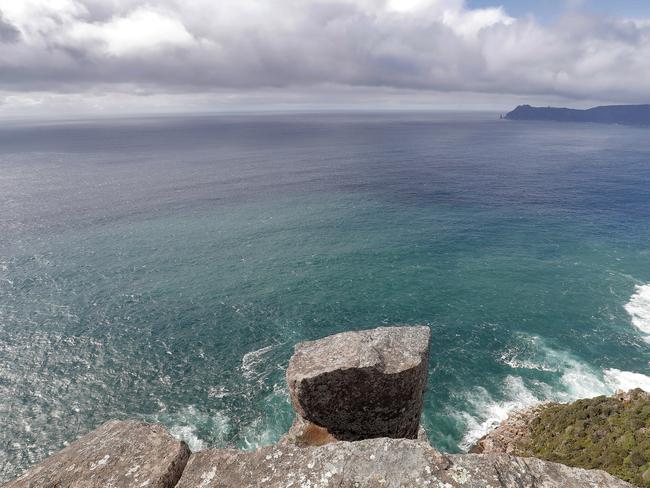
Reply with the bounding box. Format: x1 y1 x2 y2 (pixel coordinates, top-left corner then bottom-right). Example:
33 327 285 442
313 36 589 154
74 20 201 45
505 104 650 126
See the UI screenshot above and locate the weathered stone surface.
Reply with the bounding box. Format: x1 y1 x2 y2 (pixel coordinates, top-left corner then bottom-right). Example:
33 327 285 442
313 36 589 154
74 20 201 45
176 437 633 487
286 325 431 440
1 420 190 488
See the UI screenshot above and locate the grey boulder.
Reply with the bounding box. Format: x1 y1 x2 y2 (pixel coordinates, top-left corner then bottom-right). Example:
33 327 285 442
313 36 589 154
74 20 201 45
286 325 431 440
2 420 190 488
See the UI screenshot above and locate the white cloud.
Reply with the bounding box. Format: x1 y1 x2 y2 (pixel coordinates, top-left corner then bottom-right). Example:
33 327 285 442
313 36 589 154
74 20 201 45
0 0 648 112
441 5 513 39
66 7 195 56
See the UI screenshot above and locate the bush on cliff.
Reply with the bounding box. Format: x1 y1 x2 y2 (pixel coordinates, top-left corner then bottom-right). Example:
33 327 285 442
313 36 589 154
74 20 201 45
515 389 650 487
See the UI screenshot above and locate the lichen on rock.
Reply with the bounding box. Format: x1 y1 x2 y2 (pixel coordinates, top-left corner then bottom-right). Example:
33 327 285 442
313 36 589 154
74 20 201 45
2 420 190 488
175 436 633 487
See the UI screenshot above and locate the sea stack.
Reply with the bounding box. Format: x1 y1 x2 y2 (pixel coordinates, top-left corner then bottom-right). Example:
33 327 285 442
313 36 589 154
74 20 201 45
285 325 431 441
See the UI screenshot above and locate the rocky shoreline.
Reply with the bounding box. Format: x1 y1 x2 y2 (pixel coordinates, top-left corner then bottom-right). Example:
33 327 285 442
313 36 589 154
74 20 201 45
470 404 548 455
473 389 650 487
2 326 637 487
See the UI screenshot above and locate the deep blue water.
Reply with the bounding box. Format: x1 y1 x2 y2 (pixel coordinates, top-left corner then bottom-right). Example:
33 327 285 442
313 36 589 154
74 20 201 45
1 112 650 481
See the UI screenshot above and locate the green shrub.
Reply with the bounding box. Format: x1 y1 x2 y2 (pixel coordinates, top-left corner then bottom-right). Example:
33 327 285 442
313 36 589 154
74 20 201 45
514 390 650 487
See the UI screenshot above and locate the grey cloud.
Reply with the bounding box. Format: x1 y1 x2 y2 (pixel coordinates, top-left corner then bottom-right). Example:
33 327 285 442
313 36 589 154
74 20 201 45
0 11 20 43
0 0 649 104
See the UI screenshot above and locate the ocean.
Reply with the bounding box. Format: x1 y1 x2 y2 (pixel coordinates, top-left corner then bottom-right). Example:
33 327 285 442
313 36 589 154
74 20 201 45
1 111 649 480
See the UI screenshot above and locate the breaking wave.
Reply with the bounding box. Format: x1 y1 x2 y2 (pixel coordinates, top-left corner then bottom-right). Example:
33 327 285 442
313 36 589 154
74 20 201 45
625 284 650 343
151 406 231 452
241 345 276 380
460 334 650 450
604 368 650 392
459 375 540 450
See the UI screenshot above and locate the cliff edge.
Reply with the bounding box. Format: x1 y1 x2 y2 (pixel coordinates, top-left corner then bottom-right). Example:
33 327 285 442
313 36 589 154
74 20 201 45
1 326 636 487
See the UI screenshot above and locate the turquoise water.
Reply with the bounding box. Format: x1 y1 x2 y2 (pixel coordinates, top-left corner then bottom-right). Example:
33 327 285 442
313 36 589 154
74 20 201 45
1 112 650 480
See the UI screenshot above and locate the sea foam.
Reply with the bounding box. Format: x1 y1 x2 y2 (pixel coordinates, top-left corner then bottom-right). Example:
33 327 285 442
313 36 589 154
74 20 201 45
241 345 276 381
168 425 207 452
604 368 650 392
459 375 540 451
153 406 231 453
625 283 650 342
461 334 650 450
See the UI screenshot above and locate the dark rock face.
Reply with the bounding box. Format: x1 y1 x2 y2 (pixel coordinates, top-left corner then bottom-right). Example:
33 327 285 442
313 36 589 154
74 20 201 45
286 326 431 441
2 420 190 488
176 437 633 488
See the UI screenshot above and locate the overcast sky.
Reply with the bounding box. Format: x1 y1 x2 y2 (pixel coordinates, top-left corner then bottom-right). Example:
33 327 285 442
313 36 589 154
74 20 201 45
0 0 649 116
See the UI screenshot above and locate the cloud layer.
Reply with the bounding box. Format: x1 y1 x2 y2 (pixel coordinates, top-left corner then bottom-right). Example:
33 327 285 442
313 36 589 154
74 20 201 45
0 0 649 109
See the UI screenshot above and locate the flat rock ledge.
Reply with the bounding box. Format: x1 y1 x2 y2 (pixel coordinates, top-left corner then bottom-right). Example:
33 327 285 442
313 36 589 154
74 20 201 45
176 437 633 488
286 325 431 440
2 420 190 488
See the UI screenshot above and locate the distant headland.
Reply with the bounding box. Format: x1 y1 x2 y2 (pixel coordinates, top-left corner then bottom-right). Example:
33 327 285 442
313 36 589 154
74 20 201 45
504 104 650 126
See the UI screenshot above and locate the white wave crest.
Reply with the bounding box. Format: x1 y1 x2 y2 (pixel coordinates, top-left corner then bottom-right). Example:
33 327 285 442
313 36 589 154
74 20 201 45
499 336 558 373
556 356 611 401
153 406 231 452
168 425 207 452
625 284 650 342
461 334 650 451
459 375 541 451
241 345 275 380
604 368 650 392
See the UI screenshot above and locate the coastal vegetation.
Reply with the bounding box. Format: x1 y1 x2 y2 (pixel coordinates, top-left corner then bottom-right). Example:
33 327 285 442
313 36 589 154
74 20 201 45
515 390 650 487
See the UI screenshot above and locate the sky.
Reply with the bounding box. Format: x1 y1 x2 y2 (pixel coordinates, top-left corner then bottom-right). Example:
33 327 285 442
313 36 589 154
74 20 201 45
0 0 649 116
467 0 650 22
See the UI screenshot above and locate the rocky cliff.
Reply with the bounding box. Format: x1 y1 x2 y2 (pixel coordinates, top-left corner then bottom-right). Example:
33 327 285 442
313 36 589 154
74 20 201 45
1 326 636 487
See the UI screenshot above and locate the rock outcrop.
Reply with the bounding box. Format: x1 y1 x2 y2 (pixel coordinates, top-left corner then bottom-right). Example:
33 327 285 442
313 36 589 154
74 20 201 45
176 437 633 488
2 420 190 488
278 415 339 447
286 325 431 440
1 326 638 488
